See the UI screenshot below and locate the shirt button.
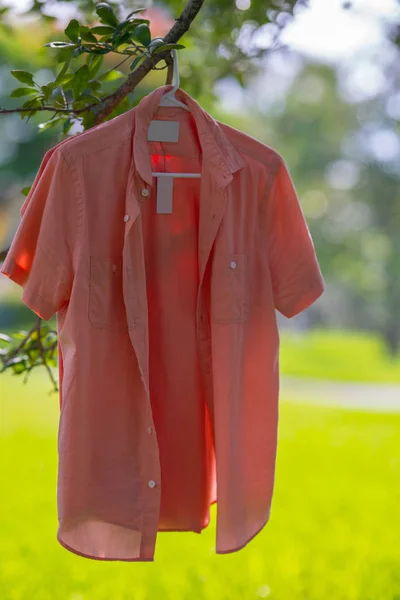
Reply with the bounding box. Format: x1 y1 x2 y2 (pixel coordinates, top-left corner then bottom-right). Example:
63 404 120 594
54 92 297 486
147 426 153 434
148 480 156 488
112 264 117 273
141 188 149 197
230 261 237 269
124 214 130 222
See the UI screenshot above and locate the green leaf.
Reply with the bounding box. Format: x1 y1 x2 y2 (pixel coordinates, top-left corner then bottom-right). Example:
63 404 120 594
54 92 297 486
21 186 31 197
64 18 80 42
63 118 73 135
88 53 104 77
112 30 132 47
82 110 96 129
147 39 164 53
95 2 118 27
52 94 65 107
151 43 186 55
81 92 101 103
11 331 28 340
130 54 144 71
21 97 41 107
72 46 85 58
47 356 57 368
98 36 113 44
126 8 146 19
90 25 115 35
125 19 150 29
11 359 27 374
72 64 90 99
10 70 35 86
38 118 63 132
71 98 87 110
42 327 51 337
82 45 111 55
98 69 124 82
10 87 38 98
112 19 129 38
88 79 102 92
57 73 74 87
20 96 42 119
131 23 150 46
28 348 41 364
41 83 55 101
44 41 75 48
56 46 74 64
20 109 38 119
79 25 97 43
54 59 70 85
0 333 13 345
111 16 148 40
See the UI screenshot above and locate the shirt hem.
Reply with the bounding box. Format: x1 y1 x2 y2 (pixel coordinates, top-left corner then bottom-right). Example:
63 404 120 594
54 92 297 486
158 527 204 533
215 513 270 555
56 533 154 562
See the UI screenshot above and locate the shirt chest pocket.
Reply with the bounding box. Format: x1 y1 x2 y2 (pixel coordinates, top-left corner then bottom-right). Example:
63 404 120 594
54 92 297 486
88 256 128 330
211 253 250 324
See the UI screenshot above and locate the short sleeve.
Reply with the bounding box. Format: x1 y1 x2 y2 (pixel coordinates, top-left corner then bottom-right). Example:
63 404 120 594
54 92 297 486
264 156 325 319
0 146 82 321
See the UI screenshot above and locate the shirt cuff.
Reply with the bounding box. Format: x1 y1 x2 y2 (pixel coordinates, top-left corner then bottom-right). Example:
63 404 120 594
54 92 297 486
277 280 325 319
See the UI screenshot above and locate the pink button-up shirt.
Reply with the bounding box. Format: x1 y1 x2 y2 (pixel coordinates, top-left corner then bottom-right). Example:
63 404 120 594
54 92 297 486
1 85 325 561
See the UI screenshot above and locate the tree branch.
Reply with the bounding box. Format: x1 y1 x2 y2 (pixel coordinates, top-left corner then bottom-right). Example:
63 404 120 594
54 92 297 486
0 105 92 115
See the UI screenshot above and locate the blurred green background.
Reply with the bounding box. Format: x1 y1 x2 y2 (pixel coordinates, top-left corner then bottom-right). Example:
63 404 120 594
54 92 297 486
1 1 400 599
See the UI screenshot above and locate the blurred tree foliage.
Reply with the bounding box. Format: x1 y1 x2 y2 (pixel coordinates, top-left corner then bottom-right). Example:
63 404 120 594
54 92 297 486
252 60 400 355
0 0 399 387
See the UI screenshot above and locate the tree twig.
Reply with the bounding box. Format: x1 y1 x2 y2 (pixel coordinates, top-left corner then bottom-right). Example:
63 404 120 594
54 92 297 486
94 54 131 82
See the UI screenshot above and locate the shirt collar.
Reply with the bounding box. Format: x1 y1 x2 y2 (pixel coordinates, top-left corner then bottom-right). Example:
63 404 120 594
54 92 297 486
131 84 246 187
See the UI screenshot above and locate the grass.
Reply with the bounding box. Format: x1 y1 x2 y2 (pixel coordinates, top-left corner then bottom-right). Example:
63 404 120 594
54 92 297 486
279 328 400 383
1 369 400 600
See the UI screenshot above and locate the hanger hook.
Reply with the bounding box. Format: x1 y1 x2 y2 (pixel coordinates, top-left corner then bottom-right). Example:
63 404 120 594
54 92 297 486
151 37 180 91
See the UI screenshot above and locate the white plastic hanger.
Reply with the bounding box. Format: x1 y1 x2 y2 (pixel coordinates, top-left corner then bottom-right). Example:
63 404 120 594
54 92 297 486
150 40 200 179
